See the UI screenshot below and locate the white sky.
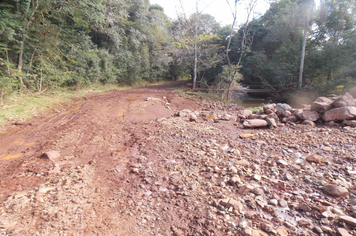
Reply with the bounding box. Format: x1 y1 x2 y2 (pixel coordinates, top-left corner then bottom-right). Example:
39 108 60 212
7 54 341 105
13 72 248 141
149 0 270 26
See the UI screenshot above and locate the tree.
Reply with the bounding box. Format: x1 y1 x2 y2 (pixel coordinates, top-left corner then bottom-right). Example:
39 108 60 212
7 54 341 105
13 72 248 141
225 0 259 101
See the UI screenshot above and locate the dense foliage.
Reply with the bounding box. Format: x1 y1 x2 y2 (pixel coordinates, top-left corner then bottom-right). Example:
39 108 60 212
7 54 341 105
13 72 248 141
238 0 356 92
0 0 355 98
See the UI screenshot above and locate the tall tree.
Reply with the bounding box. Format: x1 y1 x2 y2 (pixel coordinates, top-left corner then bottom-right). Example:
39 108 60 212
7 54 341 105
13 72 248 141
225 0 258 101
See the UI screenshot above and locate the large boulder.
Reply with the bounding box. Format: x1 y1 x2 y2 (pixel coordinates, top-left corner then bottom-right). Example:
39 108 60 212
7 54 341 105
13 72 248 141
311 97 334 113
275 103 292 114
243 119 269 128
263 104 276 114
298 110 320 121
238 109 252 119
333 93 356 108
322 106 356 121
348 88 356 98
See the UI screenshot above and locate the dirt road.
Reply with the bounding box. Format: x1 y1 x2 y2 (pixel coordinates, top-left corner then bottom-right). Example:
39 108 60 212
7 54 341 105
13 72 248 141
1 82 356 235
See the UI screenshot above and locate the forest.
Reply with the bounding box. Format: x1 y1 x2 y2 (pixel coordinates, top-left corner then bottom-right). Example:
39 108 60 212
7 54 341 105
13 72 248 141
0 0 355 101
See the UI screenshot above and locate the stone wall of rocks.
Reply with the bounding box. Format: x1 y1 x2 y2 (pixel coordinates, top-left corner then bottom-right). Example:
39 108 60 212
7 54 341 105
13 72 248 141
241 92 356 129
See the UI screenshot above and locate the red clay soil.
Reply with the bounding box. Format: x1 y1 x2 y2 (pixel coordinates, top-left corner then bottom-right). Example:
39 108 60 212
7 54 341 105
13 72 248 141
0 81 204 235
1 81 356 236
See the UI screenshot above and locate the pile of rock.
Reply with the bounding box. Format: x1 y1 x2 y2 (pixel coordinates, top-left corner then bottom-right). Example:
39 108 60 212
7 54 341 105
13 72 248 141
241 92 356 128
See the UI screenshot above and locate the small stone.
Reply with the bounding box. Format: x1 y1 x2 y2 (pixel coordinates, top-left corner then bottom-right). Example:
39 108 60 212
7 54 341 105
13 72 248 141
298 219 311 226
324 184 349 197
221 113 232 121
321 218 330 225
278 181 287 190
314 226 323 234
302 120 316 127
242 228 268 236
342 120 356 127
239 184 254 194
276 160 288 166
269 199 278 206
189 114 197 122
306 154 323 163
332 207 345 215
321 211 335 219
298 203 311 212
40 151 60 161
253 174 261 182
229 166 238 174
239 220 248 229
260 222 274 233
236 160 250 166
146 97 161 101
178 109 193 117
230 176 242 185
276 226 288 236
240 134 254 138
243 119 269 128
339 215 356 227
337 228 352 236
229 199 245 213
322 146 333 151
279 200 288 208
203 114 218 121
251 187 264 196
320 226 332 233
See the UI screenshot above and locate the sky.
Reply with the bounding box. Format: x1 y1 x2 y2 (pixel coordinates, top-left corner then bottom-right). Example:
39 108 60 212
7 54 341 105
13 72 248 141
149 0 271 26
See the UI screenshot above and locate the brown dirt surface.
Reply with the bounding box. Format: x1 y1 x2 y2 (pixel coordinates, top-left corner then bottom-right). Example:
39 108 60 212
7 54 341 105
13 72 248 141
1 81 356 236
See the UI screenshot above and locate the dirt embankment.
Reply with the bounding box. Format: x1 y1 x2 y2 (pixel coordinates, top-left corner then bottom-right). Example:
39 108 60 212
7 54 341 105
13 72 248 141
0 81 356 236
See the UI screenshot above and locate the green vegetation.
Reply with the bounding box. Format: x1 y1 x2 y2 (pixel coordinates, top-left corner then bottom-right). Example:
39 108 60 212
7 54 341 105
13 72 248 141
250 104 265 113
0 0 355 121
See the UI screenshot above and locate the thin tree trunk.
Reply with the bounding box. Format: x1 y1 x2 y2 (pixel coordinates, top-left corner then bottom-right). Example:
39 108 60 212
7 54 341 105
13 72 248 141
27 47 36 74
5 50 10 74
192 0 199 90
298 21 308 89
225 0 237 101
18 41 24 73
0 89 4 105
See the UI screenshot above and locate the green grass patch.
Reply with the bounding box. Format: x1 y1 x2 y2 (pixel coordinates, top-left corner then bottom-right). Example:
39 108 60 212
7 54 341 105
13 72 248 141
250 103 265 113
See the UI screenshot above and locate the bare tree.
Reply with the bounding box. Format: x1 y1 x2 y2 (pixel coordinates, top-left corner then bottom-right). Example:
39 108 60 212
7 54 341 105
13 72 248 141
298 0 314 89
225 0 258 101
177 0 210 90
193 0 199 90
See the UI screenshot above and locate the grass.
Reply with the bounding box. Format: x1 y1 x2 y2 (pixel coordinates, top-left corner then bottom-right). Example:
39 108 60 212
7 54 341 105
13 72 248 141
250 103 265 113
0 83 130 129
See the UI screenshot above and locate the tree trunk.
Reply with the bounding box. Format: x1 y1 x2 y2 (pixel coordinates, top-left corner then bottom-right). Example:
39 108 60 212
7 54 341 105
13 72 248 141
225 1 237 101
192 0 198 90
18 41 24 73
298 21 308 89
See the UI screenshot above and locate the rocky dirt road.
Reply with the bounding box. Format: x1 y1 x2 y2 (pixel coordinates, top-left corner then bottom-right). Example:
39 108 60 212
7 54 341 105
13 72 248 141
0 82 356 236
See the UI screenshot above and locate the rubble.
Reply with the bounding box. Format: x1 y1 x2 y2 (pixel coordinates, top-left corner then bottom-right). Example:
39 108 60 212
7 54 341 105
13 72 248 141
0 86 356 236
239 91 356 129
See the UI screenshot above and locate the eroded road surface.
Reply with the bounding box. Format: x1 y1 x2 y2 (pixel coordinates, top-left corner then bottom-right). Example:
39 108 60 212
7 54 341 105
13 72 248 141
1 82 356 236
